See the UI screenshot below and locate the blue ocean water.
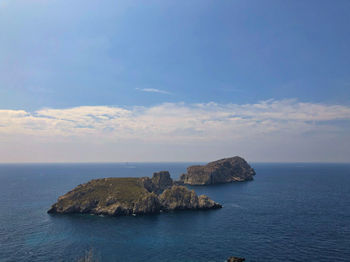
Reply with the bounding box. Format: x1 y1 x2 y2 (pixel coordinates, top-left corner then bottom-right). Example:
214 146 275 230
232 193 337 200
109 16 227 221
0 163 349 262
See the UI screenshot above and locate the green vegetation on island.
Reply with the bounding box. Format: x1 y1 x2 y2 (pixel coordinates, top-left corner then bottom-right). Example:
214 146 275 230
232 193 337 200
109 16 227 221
48 171 221 216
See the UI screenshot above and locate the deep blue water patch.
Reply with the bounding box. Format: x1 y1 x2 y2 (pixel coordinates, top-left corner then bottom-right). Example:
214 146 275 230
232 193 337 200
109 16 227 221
0 163 349 261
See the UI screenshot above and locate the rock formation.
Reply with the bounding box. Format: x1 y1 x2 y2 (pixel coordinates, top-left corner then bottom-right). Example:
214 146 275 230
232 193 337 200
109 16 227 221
179 156 255 185
147 171 173 194
227 256 245 262
48 172 221 216
159 185 221 211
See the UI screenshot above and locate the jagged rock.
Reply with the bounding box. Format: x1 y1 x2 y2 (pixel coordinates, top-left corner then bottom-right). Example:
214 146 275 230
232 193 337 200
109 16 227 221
227 256 245 262
159 185 222 211
159 185 198 210
173 180 185 186
139 177 154 192
48 173 221 216
140 171 173 194
151 171 173 194
198 195 220 209
132 192 161 215
179 156 255 185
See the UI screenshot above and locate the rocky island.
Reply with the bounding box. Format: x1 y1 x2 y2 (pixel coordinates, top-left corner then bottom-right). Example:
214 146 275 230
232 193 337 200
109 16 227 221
48 171 221 216
227 256 245 262
179 156 255 185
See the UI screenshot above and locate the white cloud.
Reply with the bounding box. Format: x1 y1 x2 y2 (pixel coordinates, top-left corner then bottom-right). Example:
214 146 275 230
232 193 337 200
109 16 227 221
0 100 350 162
136 88 172 95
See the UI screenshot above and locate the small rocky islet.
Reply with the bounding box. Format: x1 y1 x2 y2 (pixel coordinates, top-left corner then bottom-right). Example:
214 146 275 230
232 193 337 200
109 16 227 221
180 156 255 185
226 256 245 262
48 156 255 216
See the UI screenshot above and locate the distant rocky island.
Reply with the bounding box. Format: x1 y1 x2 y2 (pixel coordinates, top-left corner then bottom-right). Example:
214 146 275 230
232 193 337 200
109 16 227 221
48 156 255 216
180 156 255 185
48 171 221 216
227 256 245 262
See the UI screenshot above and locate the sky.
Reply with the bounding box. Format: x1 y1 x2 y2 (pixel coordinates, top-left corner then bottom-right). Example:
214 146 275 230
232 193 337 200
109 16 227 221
0 0 350 163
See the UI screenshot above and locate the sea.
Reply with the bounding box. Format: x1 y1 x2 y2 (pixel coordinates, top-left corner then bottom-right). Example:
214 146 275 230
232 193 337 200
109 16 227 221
0 163 349 262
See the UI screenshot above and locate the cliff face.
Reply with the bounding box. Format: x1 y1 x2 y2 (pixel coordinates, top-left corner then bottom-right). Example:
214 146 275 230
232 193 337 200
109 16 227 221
142 171 173 194
180 156 255 185
48 172 221 216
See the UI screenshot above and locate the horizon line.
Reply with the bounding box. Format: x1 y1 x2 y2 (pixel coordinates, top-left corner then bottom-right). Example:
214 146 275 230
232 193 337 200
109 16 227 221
0 161 349 164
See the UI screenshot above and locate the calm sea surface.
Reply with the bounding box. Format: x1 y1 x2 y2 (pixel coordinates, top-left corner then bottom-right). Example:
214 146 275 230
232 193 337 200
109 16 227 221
0 163 349 262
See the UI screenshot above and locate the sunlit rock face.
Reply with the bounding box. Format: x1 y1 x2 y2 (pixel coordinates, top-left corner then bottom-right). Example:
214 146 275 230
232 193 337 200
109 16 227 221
159 185 222 211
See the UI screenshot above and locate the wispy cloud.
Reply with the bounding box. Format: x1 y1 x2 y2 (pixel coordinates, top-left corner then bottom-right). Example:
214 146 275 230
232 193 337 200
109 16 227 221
135 88 172 95
0 100 350 162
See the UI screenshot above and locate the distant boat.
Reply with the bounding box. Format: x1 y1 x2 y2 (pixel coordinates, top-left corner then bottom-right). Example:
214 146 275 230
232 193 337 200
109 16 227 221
124 162 136 168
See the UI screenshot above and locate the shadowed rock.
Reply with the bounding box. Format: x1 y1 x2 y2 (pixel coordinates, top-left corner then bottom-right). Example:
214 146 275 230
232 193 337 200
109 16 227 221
140 171 173 194
151 171 173 194
227 256 245 262
179 156 255 185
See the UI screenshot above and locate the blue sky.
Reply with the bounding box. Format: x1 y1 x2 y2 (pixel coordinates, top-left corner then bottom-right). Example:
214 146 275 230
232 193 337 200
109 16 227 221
0 0 350 162
1 0 350 109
